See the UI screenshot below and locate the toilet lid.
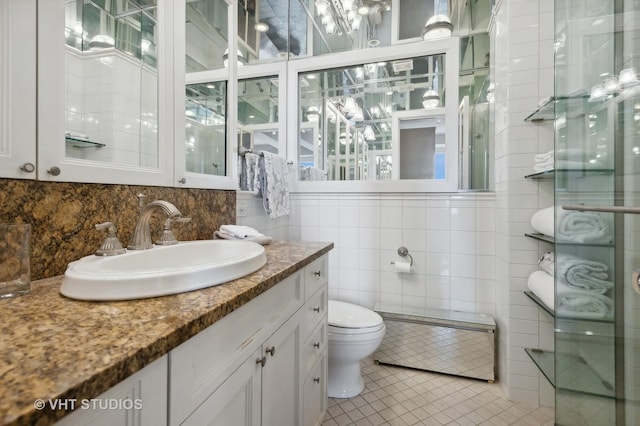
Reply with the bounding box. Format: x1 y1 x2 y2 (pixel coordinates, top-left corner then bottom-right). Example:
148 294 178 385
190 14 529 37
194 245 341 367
328 300 383 329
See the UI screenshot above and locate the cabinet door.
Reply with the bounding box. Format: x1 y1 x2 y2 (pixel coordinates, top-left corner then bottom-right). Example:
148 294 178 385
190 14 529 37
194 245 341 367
56 355 167 426
303 355 327 426
182 348 262 426
0 0 36 179
261 311 302 426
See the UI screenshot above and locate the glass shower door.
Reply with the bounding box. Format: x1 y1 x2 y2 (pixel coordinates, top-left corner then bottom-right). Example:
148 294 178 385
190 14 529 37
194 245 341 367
554 1 640 424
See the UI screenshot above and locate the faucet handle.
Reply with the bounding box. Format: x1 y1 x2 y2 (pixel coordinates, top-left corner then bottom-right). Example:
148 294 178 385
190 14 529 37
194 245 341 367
155 217 192 246
95 222 127 256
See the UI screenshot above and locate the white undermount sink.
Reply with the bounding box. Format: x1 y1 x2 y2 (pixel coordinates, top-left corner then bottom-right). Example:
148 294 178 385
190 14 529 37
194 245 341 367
60 240 267 301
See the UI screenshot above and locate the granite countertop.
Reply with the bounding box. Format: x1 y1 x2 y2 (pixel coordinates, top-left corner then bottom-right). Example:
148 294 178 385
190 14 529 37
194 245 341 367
0 240 333 426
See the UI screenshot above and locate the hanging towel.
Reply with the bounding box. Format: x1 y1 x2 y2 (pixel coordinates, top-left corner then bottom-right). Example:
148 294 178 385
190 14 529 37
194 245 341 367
244 152 260 194
259 152 290 219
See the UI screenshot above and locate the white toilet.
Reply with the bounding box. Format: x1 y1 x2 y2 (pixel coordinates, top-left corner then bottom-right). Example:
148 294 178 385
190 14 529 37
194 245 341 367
327 300 385 398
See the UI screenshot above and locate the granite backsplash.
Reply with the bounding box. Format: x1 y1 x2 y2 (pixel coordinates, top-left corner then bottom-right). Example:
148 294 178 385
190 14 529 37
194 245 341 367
0 179 236 280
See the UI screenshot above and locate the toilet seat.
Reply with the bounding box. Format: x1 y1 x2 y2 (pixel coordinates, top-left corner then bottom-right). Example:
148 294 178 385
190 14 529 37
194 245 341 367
328 300 384 335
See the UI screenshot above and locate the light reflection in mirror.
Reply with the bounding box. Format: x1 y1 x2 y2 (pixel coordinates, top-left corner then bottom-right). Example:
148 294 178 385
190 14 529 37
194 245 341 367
298 54 445 181
185 82 227 176
64 0 159 168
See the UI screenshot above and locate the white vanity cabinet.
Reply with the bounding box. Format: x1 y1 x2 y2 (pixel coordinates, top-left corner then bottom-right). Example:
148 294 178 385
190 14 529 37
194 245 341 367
170 254 329 426
56 355 168 426
0 0 37 179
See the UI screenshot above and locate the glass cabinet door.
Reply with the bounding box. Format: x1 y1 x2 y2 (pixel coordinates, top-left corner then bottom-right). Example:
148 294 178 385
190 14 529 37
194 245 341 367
175 0 236 189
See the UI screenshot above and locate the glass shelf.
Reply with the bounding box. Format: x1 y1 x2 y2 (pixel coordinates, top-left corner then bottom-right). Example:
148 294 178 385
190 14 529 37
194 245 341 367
525 232 614 248
65 137 106 148
524 93 593 122
524 291 554 317
525 169 554 179
525 348 615 399
525 233 554 244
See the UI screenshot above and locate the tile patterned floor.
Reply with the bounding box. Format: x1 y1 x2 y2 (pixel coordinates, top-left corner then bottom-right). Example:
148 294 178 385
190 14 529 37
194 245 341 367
322 357 555 426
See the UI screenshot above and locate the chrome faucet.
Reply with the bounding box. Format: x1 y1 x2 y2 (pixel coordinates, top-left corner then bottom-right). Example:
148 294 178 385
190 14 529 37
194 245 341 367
128 199 183 250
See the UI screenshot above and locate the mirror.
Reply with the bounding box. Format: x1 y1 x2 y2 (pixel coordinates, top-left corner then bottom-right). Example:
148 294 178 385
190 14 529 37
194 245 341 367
237 75 281 154
185 81 227 176
64 0 159 168
297 53 447 181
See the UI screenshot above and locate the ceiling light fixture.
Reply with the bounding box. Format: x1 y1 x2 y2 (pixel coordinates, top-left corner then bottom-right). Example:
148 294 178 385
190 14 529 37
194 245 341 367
222 48 246 68
422 1 453 41
422 90 440 109
254 22 269 32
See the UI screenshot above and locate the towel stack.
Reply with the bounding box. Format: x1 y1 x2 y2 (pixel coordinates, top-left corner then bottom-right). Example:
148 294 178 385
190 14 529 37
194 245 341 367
533 151 554 173
527 251 614 320
214 225 272 245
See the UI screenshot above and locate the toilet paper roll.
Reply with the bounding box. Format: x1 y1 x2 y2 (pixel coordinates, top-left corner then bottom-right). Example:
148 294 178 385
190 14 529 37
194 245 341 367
393 261 412 273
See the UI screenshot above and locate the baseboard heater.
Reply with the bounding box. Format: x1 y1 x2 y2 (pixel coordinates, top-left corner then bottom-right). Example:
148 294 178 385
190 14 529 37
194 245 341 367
373 305 496 383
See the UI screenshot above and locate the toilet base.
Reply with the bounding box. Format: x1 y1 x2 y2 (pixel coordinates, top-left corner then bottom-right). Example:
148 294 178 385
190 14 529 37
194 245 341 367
327 359 365 398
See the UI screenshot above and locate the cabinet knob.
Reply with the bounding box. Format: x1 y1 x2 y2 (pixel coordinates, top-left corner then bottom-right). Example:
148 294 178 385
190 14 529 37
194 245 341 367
313 270 321 277
178 177 186 184
313 306 320 313
256 356 267 367
313 342 320 349
20 163 35 173
265 346 276 356
313 377 320 384
47 166 61 176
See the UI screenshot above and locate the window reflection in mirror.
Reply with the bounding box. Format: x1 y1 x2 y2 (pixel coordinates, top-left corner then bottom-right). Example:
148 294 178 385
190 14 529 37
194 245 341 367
391 110 446 180
186 0 228 71
298 54 445 181
185 82 227 176
64 0 159 168
237 76 280 154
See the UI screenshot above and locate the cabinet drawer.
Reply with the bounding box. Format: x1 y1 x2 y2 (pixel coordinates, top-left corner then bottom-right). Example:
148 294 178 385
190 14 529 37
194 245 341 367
302 320 326 377
304 255 328 300
303 355 327 426
302 286 327 338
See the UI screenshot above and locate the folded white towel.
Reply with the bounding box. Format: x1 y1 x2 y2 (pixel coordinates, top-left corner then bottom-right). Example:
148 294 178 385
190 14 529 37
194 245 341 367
527 270 555 311
556 253 612 293
219 225 264 239
214 230 272 245
534 150 554 163
556 282 613 320
65 130 89 140
531 206 555 237
538 251 554 276
557 208 612 244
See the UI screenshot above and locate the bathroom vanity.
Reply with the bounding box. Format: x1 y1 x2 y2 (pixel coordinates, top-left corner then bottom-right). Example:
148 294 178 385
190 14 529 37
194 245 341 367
0 240 332 426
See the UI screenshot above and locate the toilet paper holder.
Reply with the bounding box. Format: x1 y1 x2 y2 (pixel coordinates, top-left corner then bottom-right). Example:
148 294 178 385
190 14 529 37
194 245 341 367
390 246 413 266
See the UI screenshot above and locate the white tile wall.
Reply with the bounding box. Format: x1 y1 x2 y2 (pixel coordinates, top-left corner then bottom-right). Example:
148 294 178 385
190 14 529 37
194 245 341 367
65 50 158 167
288 192 496 315
492 0 555 408
236 191 290 241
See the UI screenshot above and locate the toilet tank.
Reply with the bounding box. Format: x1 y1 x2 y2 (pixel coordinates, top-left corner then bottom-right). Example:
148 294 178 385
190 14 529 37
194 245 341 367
373 305 496 382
